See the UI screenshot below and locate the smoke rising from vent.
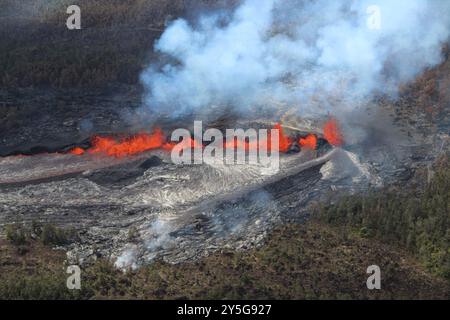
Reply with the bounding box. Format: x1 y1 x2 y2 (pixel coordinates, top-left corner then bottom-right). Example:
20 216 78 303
141 0 450 119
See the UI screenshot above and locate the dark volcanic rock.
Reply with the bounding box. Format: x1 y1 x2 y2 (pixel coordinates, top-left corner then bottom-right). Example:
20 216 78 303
139 156 163 169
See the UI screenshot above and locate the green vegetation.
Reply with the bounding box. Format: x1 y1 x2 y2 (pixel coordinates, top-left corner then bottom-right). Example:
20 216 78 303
0 222 449 299
1 157 449 300
127 226 139 242
5 224 28 246
317 156 450 279
4 222 77 247
40 224 77 246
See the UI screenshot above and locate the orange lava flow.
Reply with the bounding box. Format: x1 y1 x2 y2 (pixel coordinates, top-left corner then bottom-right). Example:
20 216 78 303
68 147 85 155
67 123 303 157
82 128 169 157
299 134 317 150
222 123 292 153
274 123 292 153
323 118 344 146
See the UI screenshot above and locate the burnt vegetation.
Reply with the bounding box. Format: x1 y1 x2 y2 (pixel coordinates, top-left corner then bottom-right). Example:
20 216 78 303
0 0 237 89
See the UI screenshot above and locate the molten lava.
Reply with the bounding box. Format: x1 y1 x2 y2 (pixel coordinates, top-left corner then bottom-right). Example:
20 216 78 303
323 118 343 146
67 123 317 157
222 124 291 152
78 128 170 157
274 123 292 153
299 134 317 150
68 147 86 155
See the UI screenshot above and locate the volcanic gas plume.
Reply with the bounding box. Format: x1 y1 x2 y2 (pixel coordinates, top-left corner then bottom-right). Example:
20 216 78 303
139 0 450 131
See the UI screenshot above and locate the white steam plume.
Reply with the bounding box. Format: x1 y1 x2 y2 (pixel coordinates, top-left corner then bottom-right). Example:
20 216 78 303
141 0 450 118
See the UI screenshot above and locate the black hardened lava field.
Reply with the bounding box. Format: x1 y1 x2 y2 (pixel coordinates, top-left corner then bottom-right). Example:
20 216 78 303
0 0 449 303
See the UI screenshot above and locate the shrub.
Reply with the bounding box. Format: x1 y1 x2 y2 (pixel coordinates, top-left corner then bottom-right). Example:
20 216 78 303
5 224 28 246
40 224 75 246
